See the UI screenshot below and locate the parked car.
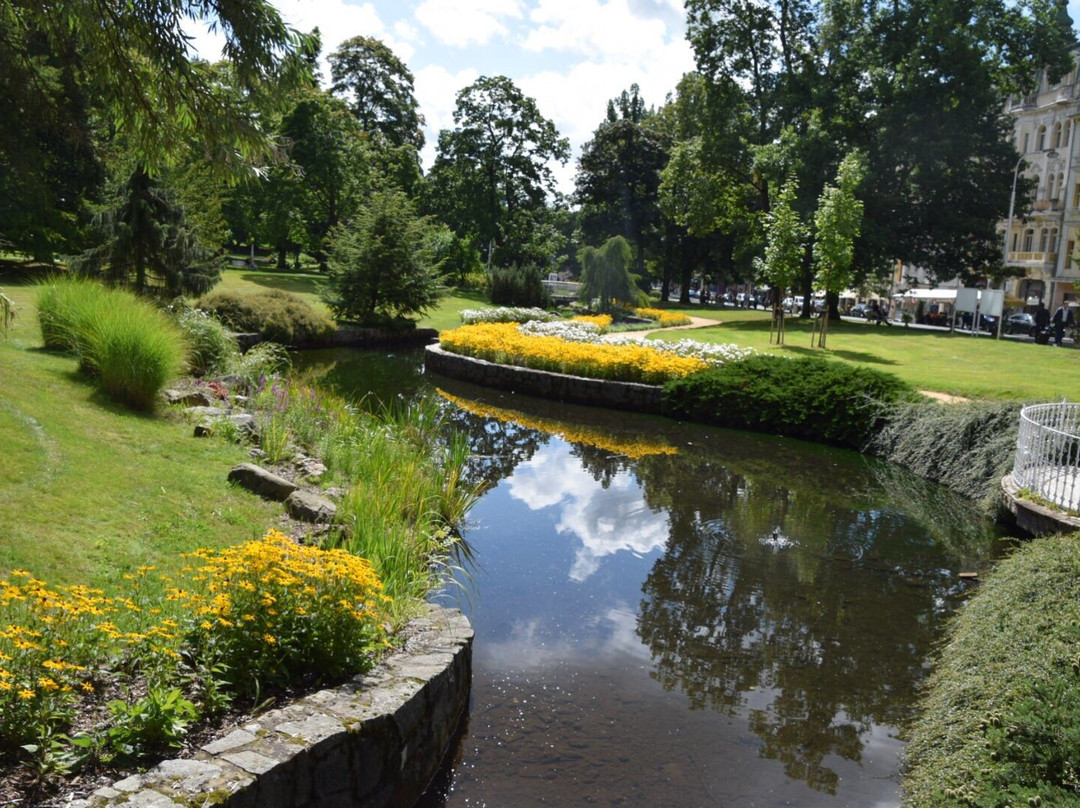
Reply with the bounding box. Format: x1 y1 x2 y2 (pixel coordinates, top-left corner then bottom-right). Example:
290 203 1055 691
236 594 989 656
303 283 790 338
849 303 871 318
1004 312 1037 336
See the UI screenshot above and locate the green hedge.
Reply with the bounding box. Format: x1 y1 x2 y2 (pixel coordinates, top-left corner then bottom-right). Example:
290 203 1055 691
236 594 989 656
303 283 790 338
662 354 917 449
902 533 1080 807
197 288 335 345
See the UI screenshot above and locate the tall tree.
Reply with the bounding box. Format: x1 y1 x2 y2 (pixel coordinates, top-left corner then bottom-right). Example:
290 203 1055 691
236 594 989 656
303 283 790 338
575 114 670 279
425 76 570 268
73 168 221 297
328 36 425 151
813 151 865 347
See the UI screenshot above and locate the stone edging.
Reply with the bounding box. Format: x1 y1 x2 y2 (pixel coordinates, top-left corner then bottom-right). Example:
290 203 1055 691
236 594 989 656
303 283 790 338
75 605 472 808
1000 473 1080 536
424 343 664 414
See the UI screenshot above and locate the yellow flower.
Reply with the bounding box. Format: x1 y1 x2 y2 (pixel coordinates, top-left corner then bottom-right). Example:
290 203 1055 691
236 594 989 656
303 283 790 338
0 681 12 691
263 634 276 645
18 689 35 700
80 681 94 693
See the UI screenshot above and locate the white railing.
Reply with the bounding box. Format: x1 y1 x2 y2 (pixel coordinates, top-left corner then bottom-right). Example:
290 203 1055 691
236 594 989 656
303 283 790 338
542 279 581 298
1013 401 1080 512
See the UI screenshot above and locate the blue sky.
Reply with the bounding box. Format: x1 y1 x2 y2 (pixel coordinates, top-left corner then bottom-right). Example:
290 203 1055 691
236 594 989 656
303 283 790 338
189 1 1080 196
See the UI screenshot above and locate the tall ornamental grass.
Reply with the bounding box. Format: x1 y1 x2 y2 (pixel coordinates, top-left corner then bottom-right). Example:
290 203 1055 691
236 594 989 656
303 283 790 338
249 380 482 615
36 277 187 411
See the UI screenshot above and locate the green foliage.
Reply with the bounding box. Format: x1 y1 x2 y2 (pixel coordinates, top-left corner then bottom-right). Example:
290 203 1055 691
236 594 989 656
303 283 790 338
323 188 447 325
755 177 807 304
198 288 335 345
578 236 648 313
865 400 1020 507
227 342 292 391
104 688 198 762
328 35 425 150
72 168 223 298
662 354 916 448
35 276 187 411
813 150 865 296
487 263 552 308
173 306 240 377
1 288 15 338
902 532 1080 807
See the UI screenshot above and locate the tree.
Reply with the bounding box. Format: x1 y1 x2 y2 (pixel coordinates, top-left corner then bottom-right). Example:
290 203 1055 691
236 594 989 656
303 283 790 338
73 168 221 297
279 90 375 269
323 189 446 325
575 114 670 280
328 36 425 151
577 236 646 314
0 2 317 261
425 76 570 268
755 178 808 345
813 151 865 347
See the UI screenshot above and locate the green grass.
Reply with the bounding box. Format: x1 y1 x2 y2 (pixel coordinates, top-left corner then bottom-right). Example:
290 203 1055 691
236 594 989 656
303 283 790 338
0 280 281 589
647 306 1080 401
212 266 329 314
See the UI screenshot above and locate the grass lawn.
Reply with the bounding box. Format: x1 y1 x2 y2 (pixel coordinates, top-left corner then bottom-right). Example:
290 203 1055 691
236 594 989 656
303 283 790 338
212 265 330 314
646 305 1080 402
0 279 282 588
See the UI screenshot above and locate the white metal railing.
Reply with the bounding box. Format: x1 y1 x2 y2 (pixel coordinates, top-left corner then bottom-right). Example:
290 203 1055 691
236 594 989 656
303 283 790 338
1013 401 1080 512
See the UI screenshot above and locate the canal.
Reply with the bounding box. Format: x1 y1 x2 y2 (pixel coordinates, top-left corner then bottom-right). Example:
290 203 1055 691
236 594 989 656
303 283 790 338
297 346 1006 808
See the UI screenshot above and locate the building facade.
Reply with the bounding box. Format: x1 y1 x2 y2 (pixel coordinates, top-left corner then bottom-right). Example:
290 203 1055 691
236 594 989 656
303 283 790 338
1002 52 1080 310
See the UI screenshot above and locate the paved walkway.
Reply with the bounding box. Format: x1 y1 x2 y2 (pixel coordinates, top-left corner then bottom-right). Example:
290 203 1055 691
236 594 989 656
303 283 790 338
608 316 720 341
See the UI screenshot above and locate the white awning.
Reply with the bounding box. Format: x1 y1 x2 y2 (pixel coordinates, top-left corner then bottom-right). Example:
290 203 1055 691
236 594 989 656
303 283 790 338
892 288 958 300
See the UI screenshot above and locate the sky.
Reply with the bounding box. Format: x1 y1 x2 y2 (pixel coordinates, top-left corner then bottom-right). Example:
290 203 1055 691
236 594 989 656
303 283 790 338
187 0 695 196
188 0 1080 197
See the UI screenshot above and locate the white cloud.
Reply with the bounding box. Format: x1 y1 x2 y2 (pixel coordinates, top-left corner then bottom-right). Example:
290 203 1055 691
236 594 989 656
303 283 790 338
414 64 480 165
523 0 671 59
506 448 669 582
415 0 526 47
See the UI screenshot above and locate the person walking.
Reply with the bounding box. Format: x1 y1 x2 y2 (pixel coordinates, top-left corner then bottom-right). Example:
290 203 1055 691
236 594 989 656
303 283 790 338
1051 302 1074 347
1035 301 1050 338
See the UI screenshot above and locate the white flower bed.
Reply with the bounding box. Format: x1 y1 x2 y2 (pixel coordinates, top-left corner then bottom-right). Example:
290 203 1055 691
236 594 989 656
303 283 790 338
460 307 558 325
518 319 605 341
515 321 755 366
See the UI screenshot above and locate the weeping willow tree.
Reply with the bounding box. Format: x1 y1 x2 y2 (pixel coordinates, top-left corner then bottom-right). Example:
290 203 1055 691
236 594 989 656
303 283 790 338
577 235 646 314
755 178 806 346
72 168 222 298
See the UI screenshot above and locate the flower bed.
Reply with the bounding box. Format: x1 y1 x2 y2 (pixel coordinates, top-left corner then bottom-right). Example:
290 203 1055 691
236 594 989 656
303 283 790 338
439 321 752 385
439 322 709 385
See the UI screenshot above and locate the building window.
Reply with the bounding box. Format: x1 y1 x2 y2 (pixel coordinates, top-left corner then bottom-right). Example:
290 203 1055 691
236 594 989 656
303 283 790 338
1023 132 1030 153
1040 228 1049 251
1037 125 1047 151
1051 228 1060 252
1024 229 1035 251
1066 120 1073 148
1069 240 1077 268
1048 173 1056 200
1012 232 1019 252
1059 173 1066 201
1053 122 1063 149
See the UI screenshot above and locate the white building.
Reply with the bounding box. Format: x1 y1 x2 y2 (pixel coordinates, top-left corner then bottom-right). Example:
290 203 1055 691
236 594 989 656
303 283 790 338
1002 50 1080 310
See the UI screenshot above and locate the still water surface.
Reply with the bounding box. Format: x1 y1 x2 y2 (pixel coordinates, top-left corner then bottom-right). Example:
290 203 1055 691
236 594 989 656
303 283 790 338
297 347 1005 808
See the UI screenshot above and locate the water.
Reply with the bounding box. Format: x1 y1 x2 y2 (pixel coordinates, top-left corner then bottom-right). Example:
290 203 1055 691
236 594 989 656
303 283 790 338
296 347 1005 807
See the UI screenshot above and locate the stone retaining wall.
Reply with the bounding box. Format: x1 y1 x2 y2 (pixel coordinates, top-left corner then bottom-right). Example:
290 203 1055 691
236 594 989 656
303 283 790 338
76 605 472 808
1000 474 1080 536
424 344 664 414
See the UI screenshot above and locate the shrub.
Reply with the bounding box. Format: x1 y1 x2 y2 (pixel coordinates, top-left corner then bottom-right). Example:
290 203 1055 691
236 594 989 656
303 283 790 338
36 275 115 352
460 306 557 325
901 533 1080 807
197 289 335 345
487 263 551 308
662 354 917 448
865 400 1020 507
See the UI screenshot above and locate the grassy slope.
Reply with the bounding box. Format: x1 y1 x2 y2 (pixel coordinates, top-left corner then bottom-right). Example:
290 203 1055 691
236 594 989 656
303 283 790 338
0 280 281 588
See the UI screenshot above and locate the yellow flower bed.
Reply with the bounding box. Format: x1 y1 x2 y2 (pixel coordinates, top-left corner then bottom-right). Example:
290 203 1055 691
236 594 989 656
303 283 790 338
438 389 678 459
573 313 613 330
440 322 707 385
635 308 692 327
0 531 389 752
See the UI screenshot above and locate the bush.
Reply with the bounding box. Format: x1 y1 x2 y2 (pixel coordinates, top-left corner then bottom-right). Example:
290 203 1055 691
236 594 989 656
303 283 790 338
662 354 917 448
901 533 1080 807
865 400 1021 507
487 263 551 308
36 277 187 411
197 289 335 345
